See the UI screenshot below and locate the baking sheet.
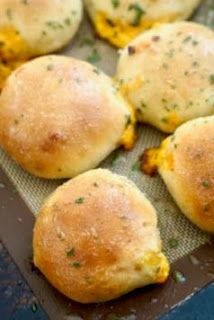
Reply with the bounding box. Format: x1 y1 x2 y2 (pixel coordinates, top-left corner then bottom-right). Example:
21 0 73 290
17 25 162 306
0 0 213 264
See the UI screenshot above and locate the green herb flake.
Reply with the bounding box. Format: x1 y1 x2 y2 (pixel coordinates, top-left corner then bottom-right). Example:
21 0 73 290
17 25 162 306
172 270 186 284
111 0 120 8
111 150 120 166
125 114 131 127
46 64 54 71
183 35 192 43
132 161 141 172
93 67 100 75
75 197 84 204
31 302 37 313
46 21 64 30
87 49 101 64
21 0 29 4
209 74 214 84
6 8 12 20
128 3 146 27
169 238 179 249
66 247 75 257
140 101 147 108
79 37 95 47
162 63 169 70
202 180 211 188
64 18 71 26
192 40 199 46
93 182 99 187
71 261 81 268
161 117 168 123
204 203 210 212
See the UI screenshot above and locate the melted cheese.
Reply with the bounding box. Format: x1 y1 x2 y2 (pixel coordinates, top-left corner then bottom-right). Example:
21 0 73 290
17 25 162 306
162 112 181 132
144 251 170 283
95 12 182 48
119 91 137 150
141 137 174 175
0 26 32 90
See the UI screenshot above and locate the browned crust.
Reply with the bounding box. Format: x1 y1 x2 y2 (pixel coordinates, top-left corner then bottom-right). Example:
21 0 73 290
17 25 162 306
33 169 169 303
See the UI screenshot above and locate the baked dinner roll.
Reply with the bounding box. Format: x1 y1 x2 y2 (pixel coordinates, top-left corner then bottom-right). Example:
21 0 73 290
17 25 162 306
33 169 169 303
0 55 136 179
116 21 214 133
141 116 214 233
0 0 82 56
84 0 201 47
0 0 82 89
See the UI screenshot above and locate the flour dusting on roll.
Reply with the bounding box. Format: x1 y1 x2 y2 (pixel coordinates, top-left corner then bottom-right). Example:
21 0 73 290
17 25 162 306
33 169 169 303
85 0 201 47
141 116 214 233
0 55 136 179
0 0 83 89
116 22 214 133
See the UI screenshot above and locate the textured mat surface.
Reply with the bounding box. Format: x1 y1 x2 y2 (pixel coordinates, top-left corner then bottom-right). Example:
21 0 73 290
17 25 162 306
0 0 213 264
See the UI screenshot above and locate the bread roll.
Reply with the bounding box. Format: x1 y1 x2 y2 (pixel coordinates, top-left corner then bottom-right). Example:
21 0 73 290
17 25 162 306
141 116 214 233
85 0 201 47
116 22 214 133
0 0 82 57
0 55 135 179
33 169 169 303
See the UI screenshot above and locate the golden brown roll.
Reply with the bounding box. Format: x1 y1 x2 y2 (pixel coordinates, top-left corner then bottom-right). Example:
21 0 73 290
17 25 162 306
33 169 169 303
0 0 82 57
0 0 83 90
84 0 201 47
116 21 214 133
141 116 214 233
0 55 136 179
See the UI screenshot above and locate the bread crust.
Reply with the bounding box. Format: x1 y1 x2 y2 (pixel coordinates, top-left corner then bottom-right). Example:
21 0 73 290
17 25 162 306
33 169 169 303
157 117 214 233
85 0 201 47
0 55 131 178
116 22 214 132
0 0 83 55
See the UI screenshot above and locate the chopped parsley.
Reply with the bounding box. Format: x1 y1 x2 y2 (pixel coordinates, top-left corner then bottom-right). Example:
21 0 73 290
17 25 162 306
46 64 54 71
125 114 131 127
209 74 214 84
128 3 145 26
183 35 192 43
132 161 141 172
172 271 186 284
71 261 81 268
93 67 100 75
169 238 179 249
87 49 101 64
79 37 94 47
140 101 147 108
6 8 12 20
111 149 120 166
111 0 120 8
66 247 75 257
202 180 211 188
64 18 71 26
31 303 37 313
75 197 84 204
93 182 99 187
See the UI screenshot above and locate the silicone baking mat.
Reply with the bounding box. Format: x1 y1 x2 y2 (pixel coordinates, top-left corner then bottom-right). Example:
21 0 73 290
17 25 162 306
0 0 213 263
0 1 214 319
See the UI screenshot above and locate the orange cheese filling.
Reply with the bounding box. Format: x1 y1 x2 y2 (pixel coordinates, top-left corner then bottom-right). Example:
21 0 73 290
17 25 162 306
95 12 183 48
0 26 32 90
141 137 174 176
